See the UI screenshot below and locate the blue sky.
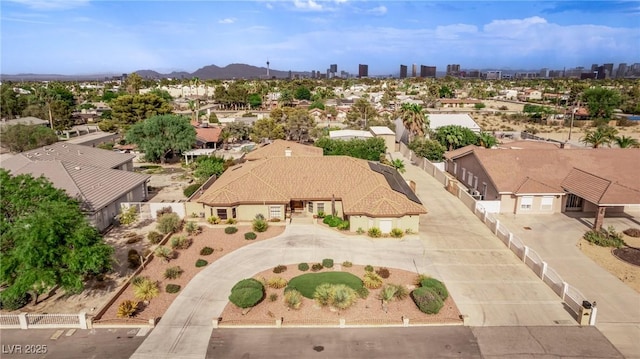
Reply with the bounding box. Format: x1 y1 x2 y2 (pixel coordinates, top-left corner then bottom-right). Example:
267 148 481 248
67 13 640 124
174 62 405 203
1 1 639 75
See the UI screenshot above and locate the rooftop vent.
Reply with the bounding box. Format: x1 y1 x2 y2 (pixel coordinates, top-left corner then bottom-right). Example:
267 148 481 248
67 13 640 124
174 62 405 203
284 147 292 157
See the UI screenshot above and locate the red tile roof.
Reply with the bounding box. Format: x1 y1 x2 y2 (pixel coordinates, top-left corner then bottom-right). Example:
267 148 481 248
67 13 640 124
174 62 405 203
195 127 222 143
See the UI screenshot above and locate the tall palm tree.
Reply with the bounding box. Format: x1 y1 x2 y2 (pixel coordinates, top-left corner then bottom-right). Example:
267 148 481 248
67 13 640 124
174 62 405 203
391 159 406 173
580 126 617 148
614 135 640 148
400 103 429 142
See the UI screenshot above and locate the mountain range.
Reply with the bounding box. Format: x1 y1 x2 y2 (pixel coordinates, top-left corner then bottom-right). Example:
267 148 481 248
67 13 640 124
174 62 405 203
0 64 310 81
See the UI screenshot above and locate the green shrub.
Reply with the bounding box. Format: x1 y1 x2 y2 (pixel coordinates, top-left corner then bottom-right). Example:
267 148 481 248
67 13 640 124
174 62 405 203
342 261 353 267
368 227 382 238
317 210 326 218
322 215 343 227
131 275 147 287
0 293 30 311
390 228 404 238
200 246 214 255
195 259 208 267
273 265 287 274
244 232 257 240
128 249 141 269
183 183 202 197
185 221 200 235
322 258 334 268
155 206 172 217
420 278 449 300
412 287 444 314
224 226 238 234
363 272 383 289
337 221 350 231
157 213 182 234
207 216 220 224
311 263 323 272
583 226 625 248
298 262 309 271
147 231 164 244
314 283 357 310
364 265 374 272
284 289 302 310
376 267 390 279
356 227 365 234
154 246 174 262
225 218 237 224
356 286 370 299
286 272 364 298
623 228 640 237
133 278 159 302
164 266 183 279
170 235 192 250
229 278 264 308
252 219 269 232
166 284 181 294
268 293 278 302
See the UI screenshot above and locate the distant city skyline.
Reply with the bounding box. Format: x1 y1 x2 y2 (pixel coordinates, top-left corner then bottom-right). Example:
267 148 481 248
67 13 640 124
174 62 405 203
1 1 639 75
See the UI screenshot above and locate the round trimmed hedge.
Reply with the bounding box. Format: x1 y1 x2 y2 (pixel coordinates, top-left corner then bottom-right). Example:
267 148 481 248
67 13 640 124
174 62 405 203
412 287 443 314
286 272 363 299
229 278 264 308
419 278 448 300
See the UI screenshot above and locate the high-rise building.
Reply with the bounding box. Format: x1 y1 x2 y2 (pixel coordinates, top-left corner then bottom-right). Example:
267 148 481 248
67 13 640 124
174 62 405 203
412 64 417 77
420 65 436 78
616 63 628 78
446 64 460 77
358 64 368 78
399 65 408 79
603 63 614 79
485 71 502 80
330 64 338 74
539 68 549 78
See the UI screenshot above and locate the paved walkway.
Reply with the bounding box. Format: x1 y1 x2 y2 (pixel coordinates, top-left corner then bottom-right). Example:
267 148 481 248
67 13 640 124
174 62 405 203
497 213 640 358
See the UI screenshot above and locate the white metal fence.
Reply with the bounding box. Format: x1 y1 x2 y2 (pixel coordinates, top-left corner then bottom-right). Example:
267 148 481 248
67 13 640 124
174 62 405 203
0 312 87 329
398 143 592 324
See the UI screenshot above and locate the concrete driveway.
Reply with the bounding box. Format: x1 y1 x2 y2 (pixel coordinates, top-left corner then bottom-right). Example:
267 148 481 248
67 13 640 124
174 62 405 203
496 212 640 358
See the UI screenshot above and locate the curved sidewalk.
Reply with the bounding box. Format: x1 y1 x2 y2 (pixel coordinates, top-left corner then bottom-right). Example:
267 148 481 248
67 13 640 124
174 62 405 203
130 225 430 359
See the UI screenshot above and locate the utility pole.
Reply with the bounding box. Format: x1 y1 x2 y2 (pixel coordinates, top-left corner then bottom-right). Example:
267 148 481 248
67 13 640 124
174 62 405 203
568 100 580 141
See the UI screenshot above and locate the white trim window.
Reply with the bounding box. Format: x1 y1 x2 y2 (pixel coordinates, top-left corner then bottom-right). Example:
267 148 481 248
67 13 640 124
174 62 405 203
467 172 473 186
269 206 281 219
540 196 554 211
520 196 533 211
461 168 466 181
307 201 313 213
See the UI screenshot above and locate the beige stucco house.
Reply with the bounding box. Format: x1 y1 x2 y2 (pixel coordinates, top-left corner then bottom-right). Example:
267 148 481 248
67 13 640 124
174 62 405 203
443 144 640 229
187 140 426 233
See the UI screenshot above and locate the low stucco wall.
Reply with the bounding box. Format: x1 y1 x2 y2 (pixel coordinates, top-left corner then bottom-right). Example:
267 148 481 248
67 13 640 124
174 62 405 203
349 215 419 233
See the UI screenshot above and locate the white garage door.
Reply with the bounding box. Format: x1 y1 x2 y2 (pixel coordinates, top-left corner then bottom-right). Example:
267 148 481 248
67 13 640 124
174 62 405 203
379 219 392 233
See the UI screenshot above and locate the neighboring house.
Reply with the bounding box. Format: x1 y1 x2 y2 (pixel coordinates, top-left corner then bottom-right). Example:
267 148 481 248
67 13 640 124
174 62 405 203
1 142 150 231
395 113 481 144
65 131 119 148
436 99 481 108
0 116 48 129
329 129 373 141
186 142 426 233
195 127 223 149
244 139 323 161
443 145 640 229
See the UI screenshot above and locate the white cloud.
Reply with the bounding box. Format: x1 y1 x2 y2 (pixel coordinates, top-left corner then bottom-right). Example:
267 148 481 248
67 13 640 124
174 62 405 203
218 18 236 24
265 3 273 9
435 24 478 39
368 6 387 15
7 0 90 10
292 0 324 11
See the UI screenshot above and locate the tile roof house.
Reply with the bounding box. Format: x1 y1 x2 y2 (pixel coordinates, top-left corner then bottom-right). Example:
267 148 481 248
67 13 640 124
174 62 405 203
244 139 323 161
444 145 640 229
187 141 426 233
195 127 222 149
1 142 150 231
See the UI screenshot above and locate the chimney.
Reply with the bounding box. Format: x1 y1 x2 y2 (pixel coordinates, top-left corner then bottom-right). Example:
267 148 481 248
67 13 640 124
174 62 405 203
284 147 292 157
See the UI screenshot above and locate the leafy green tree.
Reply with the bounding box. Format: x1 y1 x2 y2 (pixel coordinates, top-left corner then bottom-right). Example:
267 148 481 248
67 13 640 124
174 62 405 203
345 98 377 129
434 125 478 151
126 114 196 163
192 156 226 181
248 93 262 109
101 91 121 102
110 93 173 126
284 107 316 142
582 87 622 120
0 124 58 152
208 112 219 123
438 85 454 98
614 135 640 148
315 137 386 161
149 88 173 102
223 121 251 143
123 73 144 95
1 82 26 119
278 89 294 107
294 86 312 101
309 101 325 110
0 170 113 305
408 138 446 161
251 118 286 142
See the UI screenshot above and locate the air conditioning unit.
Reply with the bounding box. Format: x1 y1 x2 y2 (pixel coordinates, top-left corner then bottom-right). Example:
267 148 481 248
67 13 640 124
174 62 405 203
471 190 483 200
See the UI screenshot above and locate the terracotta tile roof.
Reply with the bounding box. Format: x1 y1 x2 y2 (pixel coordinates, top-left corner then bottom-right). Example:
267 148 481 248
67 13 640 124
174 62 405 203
244 139 323 161
198 156 427 217
449 147 640 204
496 140 562 150
561 169 611 204
18 142 135 169
1 157 149 212
195 127 222 143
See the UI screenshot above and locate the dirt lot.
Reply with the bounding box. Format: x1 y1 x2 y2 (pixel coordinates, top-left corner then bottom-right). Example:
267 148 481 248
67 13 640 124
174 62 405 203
219 265 461 326
578 232 640 293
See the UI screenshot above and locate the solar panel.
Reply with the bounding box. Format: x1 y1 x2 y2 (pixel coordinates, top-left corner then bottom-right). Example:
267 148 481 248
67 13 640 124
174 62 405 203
368 162 422 204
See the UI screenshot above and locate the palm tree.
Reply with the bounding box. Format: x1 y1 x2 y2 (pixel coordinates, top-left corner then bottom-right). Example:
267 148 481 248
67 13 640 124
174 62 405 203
580 126 618 148
614 135 640 148
477 132 498 149
391 159 406 173
400 103 429 142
